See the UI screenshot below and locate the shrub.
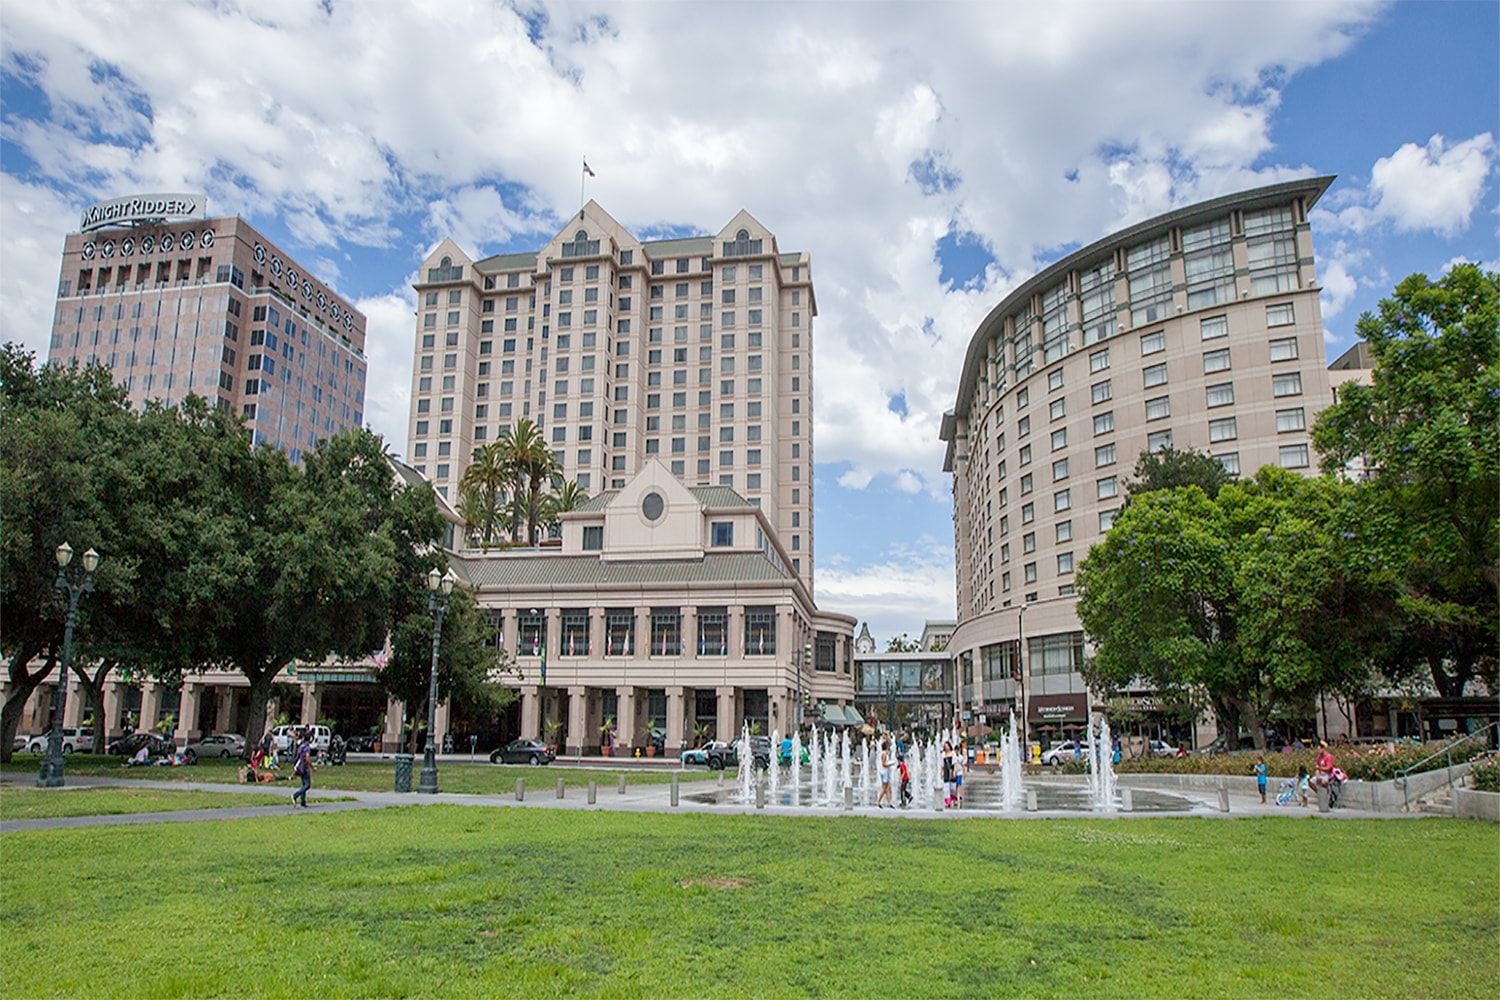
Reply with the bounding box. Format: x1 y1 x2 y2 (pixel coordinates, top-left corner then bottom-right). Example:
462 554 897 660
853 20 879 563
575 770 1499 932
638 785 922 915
1470 756 1500 794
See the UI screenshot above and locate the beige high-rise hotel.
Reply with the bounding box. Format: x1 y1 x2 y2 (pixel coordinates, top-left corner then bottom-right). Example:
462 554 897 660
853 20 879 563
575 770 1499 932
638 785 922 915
941 177 1337 743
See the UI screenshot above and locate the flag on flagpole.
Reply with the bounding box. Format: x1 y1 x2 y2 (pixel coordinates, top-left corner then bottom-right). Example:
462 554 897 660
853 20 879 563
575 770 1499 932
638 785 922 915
583 159 595 177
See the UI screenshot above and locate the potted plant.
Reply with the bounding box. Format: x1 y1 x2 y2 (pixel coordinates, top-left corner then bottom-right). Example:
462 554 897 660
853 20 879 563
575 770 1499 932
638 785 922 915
642 719 659 757
600 715 616 756
693 721 710 748
544 718 564 753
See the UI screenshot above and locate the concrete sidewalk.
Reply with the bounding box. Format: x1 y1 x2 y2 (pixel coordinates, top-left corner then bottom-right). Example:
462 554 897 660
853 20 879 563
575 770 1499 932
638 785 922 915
1 771 1424 833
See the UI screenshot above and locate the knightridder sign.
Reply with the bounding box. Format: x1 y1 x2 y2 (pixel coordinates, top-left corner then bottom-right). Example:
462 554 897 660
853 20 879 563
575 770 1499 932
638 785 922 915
80 193 206 232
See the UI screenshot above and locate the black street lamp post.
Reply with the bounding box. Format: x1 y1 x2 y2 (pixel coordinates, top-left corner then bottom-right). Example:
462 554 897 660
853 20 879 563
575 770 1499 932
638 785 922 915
417 567 456 795
38 542 100 788
1017 603 1029 757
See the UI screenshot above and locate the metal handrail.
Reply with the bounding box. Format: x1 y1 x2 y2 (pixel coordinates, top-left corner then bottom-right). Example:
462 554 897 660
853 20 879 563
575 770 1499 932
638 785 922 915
1396 721 1499 812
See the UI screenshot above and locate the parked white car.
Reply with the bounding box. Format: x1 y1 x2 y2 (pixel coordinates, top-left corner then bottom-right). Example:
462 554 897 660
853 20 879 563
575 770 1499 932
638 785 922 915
24 727 94 754
270 724 331 754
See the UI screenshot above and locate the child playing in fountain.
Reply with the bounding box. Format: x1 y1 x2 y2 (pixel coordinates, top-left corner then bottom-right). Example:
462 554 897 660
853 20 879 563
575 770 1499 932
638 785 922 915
952 746 965 808
897 754 912 808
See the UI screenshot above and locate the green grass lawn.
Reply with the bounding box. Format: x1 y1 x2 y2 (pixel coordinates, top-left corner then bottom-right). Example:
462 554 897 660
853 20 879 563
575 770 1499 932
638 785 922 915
1 808 1493 998
0 784 290 820
1 756 722 793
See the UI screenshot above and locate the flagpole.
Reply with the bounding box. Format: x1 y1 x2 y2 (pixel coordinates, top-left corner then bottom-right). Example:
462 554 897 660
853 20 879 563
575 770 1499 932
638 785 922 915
580 158 586 212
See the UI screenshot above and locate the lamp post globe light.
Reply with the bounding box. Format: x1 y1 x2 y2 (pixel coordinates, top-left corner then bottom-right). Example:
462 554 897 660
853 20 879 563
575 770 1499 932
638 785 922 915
418 567 456 795
38 543 101 788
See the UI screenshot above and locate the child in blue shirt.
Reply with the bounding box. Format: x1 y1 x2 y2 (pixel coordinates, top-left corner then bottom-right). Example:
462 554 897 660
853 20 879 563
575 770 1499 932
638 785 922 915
1255 757 1267 804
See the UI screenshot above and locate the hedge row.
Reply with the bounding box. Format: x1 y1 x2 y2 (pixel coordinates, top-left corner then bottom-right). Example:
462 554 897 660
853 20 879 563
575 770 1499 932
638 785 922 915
1034 737 1492 781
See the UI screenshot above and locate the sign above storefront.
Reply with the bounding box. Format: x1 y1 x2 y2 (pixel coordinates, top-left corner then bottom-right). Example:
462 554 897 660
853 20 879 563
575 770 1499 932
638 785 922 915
80 193 206 232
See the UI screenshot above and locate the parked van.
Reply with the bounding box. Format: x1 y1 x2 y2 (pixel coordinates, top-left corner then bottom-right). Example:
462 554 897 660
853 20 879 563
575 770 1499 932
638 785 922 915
270 724 332 755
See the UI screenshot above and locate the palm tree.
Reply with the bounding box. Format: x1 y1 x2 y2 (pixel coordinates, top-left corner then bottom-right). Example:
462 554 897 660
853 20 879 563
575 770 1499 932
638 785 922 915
457 442 514 547
497 419 558 545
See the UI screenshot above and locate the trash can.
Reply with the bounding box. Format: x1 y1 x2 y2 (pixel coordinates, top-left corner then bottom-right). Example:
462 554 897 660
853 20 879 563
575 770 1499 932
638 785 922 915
394 753 414 793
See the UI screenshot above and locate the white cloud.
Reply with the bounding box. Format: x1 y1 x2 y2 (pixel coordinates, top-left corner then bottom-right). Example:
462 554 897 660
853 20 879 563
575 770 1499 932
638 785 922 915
1314 132 1496 237
1317 241 1366 319
815 538 956 647
1370 133 1495 236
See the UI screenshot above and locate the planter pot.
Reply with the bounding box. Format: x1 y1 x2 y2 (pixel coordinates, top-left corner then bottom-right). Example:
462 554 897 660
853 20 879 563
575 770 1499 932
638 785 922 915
646 746 657 758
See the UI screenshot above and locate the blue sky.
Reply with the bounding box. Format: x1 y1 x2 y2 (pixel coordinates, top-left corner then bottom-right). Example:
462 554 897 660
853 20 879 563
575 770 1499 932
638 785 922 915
2 1 1495 647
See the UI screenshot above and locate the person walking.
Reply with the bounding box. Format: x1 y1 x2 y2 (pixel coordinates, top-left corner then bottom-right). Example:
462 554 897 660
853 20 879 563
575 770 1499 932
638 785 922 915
1254 757 1268 804
291 729 315 808
876 739 896 809
941 742 956 807
952 745 966 808
897 754 912 808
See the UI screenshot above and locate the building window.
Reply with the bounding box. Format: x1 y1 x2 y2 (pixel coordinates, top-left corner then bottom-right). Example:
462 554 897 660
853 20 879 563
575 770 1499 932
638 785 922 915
1051 428 1067 451
1056 520 1072 543
1095 443 1116 467
651 609 682 657
1093 411 1114 435
1024 562 1038 584
1023 532 1036 554
1145 395 1171 421
1021 473 1034 495
1272 442 1311 472
1140 330 1165 355
1057 552 1074 574
1208 417 1238 443
1266 303 1295 327
1276 407 1306 432
1272 372 1303 397
745 607 776 655
1097 476 1118 500
1089 348 1110 373
516 610 545 657
697 607 728 656
1049 398 1066 421
1147 430 1172 452
1214 452 1241 475
1200 315 1228 340
1204 348 1231 373
711 521 733 547
561 609 589 656
582 525 603 551
1021 502 1034 524
605 609 635 657
1048 369 1065 391
1205 382 1235 407
1269 337 1299 362
1142 362 1168 388
1099 509 1117 532
1054 489 1071 512
1092 380 1112 404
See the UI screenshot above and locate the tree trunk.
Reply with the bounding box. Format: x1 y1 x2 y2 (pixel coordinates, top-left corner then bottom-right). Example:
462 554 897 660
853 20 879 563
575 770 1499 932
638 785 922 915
0 640 52 764
242 666 277 751
1242 699 1267 752
72 661 112 753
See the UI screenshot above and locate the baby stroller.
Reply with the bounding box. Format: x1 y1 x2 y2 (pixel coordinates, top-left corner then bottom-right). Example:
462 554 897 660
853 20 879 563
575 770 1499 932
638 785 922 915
897 757 912 808
1323 767 1346 808
1275 778 1298 806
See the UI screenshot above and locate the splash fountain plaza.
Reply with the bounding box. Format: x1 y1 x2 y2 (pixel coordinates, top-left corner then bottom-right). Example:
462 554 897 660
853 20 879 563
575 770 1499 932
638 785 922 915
690 712 1213 815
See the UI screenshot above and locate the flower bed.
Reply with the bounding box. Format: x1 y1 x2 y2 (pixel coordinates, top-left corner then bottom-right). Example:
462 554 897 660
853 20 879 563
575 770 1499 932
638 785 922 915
1093 736 1492 781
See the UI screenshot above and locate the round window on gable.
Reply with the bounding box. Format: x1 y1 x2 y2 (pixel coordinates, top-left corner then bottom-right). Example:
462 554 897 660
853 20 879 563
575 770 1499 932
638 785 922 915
641 491 665 522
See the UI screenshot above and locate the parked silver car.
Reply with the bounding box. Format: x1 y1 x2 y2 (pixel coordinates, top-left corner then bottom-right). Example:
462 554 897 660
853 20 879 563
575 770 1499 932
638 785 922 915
183 733 246 763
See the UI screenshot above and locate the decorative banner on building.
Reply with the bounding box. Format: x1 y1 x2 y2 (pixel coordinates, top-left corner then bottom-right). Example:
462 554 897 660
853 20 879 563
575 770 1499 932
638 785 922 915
80 193 206 232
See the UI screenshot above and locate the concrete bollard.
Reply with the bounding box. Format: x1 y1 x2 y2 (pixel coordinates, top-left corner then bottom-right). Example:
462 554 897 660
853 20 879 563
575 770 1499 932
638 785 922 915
844 786 854 811
1316 783 1330 813
671 773 680 807
587 780 597 805
1026 789 1038 812
935 790 944 812
1218 787 1231 813
1121 787 1134 812
515 778 525 801
556 777 566 799
756 782 766 809
618 773 627 795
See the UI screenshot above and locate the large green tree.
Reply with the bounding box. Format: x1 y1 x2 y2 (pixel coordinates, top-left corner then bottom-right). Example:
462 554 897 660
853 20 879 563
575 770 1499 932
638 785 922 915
1125 446 1234 503
0 347 133 759
381 588 516 752
1312 264 1499 697
1077 469 1379 750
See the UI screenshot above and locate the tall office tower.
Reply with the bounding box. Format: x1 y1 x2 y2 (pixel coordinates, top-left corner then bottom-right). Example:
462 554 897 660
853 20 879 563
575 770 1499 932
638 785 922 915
47 194 368 463
408 202 817 588
940 177 1337 740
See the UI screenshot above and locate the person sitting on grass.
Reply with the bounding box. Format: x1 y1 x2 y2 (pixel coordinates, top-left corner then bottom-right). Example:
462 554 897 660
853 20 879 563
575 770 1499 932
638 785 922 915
129 744 150 767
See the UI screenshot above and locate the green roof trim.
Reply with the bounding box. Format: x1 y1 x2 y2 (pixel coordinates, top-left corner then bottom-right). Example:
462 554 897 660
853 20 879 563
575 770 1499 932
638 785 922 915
475 252 539 272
